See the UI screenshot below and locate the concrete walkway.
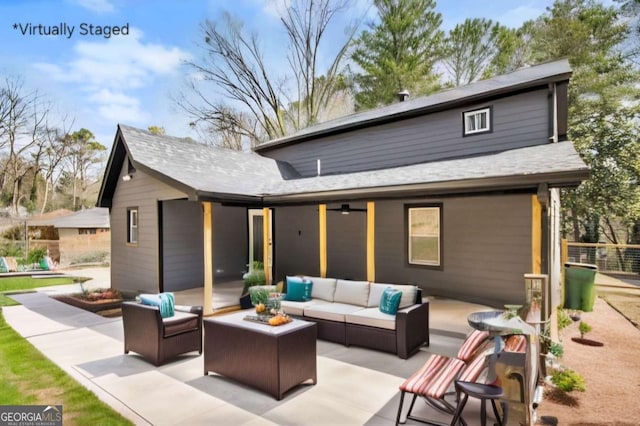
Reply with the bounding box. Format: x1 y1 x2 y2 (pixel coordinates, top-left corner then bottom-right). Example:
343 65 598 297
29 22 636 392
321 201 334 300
2 268 499 425
3 294 492 425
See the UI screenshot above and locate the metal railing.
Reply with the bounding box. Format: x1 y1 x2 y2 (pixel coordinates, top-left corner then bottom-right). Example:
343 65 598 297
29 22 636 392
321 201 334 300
562 240 640 277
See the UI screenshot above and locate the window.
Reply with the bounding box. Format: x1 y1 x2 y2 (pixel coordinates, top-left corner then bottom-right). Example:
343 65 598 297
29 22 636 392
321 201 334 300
463 107 492 136
127 207 138 245
407 205 441 267
78 229 97 235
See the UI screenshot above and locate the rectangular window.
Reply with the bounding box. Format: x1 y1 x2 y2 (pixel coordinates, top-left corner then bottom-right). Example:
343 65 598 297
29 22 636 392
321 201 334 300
463 107 492 136
127 207 138 245
407 205 441 267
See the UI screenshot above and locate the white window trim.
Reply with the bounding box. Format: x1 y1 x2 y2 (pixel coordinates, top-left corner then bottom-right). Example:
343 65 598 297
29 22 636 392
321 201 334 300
408 206 441 267
463 107 491 136
127 207 138 245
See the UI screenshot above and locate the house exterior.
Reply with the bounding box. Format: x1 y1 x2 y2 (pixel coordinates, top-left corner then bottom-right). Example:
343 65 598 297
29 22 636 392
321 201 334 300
97 59 589 314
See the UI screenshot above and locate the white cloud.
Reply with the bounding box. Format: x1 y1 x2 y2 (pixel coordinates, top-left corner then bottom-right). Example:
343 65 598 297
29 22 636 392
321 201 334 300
35 28 190 90
33 27 190 125
91 89 150 123
74 0 115 13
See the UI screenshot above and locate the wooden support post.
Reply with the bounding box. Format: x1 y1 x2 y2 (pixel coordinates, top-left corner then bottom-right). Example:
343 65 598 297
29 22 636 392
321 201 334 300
531 195 542 274
202 202 213 316
367 201 375 282
319 204 327 278
263 208 272 285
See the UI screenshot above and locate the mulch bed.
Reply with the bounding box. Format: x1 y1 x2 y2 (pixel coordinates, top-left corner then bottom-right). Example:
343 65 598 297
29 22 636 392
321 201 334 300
51 294 123 316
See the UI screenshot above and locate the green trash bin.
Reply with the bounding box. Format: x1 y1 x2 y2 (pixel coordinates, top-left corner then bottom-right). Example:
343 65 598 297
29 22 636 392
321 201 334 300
564 262 598 312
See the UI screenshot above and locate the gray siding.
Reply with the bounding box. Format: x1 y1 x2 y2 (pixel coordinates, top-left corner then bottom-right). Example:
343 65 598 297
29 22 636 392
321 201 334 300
273 205 320 282
212 204 248 281
375 195 532 307
262 89 549 177
327 202 367 280
162 200 203 292
110 163 187 294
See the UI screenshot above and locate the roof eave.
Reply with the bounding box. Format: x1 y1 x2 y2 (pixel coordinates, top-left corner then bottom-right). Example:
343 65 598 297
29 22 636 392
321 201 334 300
262 169 589 204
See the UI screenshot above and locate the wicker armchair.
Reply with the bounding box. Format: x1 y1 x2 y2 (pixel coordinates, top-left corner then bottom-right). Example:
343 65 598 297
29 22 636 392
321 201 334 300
122 301 203 366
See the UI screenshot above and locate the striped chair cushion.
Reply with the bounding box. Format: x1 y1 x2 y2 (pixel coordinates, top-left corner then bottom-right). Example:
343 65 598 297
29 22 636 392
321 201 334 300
400 354 452 394
457 329 490 361
504 334 527 352
423 358 467 399
457 348 491 383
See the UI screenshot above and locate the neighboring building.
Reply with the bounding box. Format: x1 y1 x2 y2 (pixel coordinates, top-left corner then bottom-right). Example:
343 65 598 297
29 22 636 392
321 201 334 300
27 208 110 266
51 208 110 266
97 59 589 314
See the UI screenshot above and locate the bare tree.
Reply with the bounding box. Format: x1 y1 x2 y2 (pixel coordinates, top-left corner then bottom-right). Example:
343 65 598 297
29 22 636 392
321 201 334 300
0 77 50 215
39 118 74 213
179 0 357 149
279 0 357 129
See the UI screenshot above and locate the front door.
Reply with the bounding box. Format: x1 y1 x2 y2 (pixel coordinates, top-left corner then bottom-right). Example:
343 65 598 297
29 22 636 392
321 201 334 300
249 209 273 283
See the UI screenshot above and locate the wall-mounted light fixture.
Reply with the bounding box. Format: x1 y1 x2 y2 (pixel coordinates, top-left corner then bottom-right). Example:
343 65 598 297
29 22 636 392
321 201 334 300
122 159 136 182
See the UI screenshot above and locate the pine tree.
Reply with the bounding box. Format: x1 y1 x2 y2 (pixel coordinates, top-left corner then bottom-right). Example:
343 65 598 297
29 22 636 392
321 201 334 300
351 0 443 110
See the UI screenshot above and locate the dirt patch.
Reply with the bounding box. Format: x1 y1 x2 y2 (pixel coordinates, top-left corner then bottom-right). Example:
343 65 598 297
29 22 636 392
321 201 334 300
537 297 640 425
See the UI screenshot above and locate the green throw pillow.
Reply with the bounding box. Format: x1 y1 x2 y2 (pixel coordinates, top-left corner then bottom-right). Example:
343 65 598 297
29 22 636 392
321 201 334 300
379 287 402 315
284 276 312 301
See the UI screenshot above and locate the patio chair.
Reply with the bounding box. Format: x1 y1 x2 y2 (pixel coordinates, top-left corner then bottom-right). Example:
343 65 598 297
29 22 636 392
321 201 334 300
122 301 203 366
395 331 526 425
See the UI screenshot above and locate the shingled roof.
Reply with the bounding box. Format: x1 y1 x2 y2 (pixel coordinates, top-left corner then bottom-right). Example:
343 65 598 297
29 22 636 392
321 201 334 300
96 58 587 207
255 59 572 152
97 124 588 207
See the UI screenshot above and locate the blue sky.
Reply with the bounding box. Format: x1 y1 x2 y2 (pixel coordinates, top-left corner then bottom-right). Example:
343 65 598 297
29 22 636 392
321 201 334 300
0 0 580 149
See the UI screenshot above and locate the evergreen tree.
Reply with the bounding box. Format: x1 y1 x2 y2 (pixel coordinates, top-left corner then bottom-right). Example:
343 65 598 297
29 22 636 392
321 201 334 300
351 0 443 110
441 18 505 86
526 0 640 248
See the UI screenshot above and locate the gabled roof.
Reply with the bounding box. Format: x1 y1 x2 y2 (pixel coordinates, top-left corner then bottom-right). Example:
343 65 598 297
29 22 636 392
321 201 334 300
255 59 572 152
27 208 109 228
51 207 110 229
97 123 588 206
97 125 291 207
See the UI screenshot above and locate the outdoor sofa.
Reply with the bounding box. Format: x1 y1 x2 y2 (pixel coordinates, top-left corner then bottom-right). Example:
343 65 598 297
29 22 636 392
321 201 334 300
280 277 429 359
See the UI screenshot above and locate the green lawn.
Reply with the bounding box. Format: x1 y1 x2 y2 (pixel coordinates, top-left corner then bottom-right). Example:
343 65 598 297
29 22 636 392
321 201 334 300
0 281 133 425
0 276 77 292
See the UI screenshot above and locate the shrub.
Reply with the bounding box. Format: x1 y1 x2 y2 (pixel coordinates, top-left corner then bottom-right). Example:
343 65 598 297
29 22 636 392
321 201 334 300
557 308 572 331
551 369 586 392
0 242 23 257
579 321 592 339
549 341 564 358
26 247 46 264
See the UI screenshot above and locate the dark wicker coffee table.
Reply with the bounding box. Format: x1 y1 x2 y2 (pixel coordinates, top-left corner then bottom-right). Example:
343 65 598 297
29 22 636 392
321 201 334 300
204 311 317 400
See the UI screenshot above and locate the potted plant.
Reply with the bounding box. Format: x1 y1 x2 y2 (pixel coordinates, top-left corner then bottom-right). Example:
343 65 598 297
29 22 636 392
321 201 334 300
239 261 267 309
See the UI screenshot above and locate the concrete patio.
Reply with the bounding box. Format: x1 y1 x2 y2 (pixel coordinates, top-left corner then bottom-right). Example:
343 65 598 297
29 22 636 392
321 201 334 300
2 269 503 425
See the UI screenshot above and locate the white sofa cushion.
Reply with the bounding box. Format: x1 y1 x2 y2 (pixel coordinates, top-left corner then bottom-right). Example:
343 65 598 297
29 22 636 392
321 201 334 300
304 276 337 302
280 299 322 316
345 307 396 331
334 279 370 307
303 302 364 323
368 283 418 309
